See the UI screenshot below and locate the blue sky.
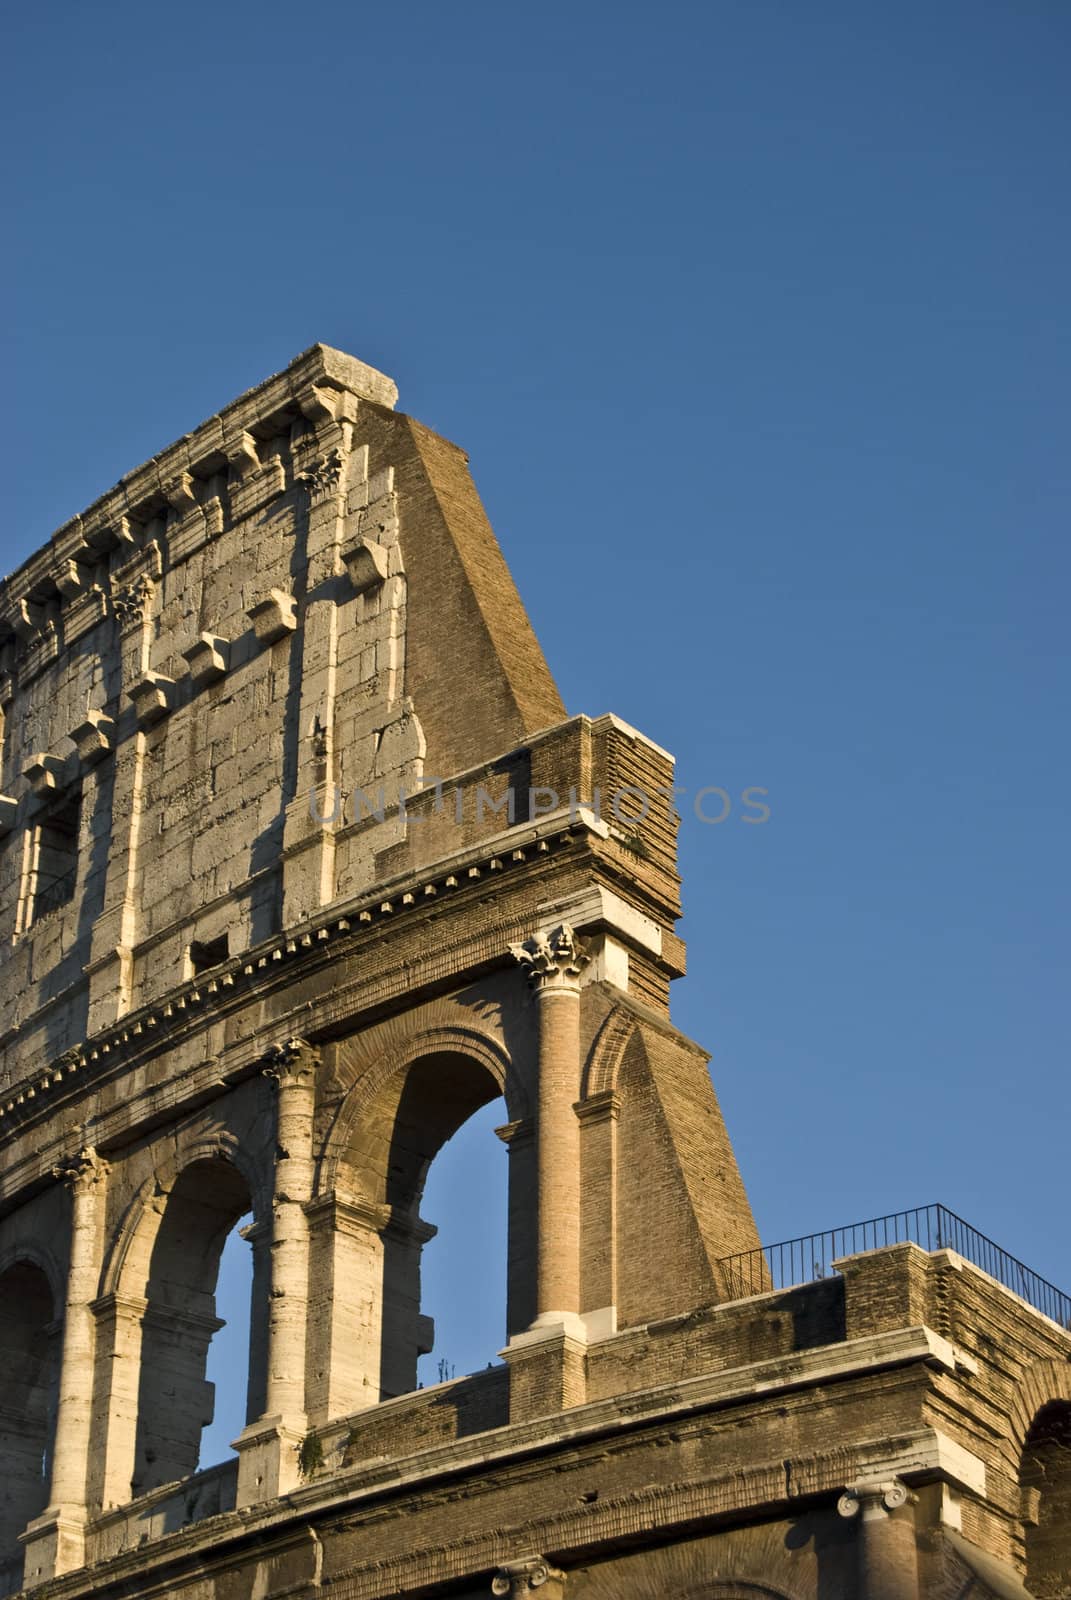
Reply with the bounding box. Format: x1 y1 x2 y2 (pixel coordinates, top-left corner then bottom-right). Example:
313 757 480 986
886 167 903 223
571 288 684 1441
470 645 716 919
3 2 1068 1464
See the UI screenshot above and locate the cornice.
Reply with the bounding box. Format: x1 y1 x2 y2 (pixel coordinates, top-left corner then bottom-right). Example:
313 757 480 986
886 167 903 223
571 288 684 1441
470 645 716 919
0 345 396 653
0 811 597 1143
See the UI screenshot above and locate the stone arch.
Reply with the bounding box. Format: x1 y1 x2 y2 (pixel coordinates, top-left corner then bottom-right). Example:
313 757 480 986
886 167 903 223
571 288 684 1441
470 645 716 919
582 1003 638 1100
1007 1358 1071 1458
319 1007 521 1196
0 1238 65 1312
100 1129 268 1303
308 1007 521 1415
1013 1360 1071 1597
0 1254 61 1591
91 1128 269 1510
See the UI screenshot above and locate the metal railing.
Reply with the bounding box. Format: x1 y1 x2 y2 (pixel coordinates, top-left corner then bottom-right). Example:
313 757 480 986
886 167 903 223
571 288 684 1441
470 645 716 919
717 1203 1071 1328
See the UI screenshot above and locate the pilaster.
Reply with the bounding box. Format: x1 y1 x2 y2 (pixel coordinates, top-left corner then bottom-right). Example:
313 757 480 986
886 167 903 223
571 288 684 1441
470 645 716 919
21 1148 108 1588
234 1039 318 1507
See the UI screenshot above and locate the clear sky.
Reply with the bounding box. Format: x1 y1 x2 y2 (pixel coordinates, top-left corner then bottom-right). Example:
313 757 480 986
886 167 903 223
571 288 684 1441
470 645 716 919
3 2 1068 1466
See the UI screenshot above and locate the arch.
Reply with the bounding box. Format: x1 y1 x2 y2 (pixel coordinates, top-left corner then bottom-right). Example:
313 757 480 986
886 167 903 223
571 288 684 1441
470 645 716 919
582 1003 638 1099
1007 1358 1071 1458
309 1010 520 1414
319 1011 521 1196
0 1258 60 1591
100 1129 269 1303
0 1239 65 1313
1016 1364 1071 1598
130 1155 255 1495
89 1130 267 1510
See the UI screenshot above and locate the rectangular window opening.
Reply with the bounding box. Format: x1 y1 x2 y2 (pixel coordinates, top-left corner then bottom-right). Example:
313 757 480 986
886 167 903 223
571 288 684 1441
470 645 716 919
189 933 229 976
31 790 81 925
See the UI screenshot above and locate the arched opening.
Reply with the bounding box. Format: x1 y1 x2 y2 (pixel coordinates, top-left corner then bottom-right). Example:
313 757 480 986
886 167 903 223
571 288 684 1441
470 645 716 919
0 1261 60 1593
1020 1400 1071 1598
337 1049 505 1401
197 1210 254 1470
379 1053 505 1398
132 1159 253 1495
415 1096 508 1389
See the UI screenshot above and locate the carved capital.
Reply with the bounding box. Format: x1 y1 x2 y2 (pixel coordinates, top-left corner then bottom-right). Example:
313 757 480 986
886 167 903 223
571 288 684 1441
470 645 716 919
262 1037 320 1087
837 1478 914 1518
510 923 591 991
111 573 154 631
52 1145 108 1191
298 448 344 505
491 1558 565 1595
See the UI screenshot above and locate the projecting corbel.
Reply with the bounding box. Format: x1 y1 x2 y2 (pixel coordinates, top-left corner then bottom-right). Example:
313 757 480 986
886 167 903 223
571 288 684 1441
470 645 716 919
70 711 117 766
342 537 390 596
248 590 298 646
128 672 176 730
182 632 231 688
23 753 65 798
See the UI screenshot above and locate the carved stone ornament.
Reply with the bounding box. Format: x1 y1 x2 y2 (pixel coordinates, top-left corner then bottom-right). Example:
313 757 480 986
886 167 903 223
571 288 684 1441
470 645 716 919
262 1037 319 1086
298 448 344 504
111 573 154 630
491 1557 565 1595
510 923 591 990
248 589 297 646
128 672 176 730
837 1478 913 1518
52 1145 108 1190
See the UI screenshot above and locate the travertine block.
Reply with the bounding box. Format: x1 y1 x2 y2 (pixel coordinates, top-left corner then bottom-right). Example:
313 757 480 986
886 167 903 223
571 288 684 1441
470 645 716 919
181 633 230 688
247 590 297 646
23 752 65 797
128 673 175 729
70 711 116 766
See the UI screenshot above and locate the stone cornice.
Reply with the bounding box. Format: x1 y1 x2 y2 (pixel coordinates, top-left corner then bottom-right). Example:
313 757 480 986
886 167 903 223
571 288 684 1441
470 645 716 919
34 1334 984 1600
0 813 597 1150
0 345 396 649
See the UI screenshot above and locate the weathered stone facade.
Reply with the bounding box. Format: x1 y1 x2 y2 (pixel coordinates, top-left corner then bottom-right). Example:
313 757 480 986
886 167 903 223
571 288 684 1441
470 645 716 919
0 347 1067 1600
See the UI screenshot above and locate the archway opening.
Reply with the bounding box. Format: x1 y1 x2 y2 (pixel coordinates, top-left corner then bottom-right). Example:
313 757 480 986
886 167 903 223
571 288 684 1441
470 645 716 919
198 1210 254 1470
1020 1400 1071 1598
0 1261 59 1592
375 1051 505 1400
132 1158 253 1495
416 1096 507 1389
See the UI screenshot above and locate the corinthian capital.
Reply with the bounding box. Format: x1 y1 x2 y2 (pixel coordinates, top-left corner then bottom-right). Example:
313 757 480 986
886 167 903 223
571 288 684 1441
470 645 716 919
53 1145 108 1191
510 923 591 991
262 1037 320 1086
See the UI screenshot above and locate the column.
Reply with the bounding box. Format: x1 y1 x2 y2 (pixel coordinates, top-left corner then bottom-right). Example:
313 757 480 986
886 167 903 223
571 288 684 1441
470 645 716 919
510 922 590 1326
21 1147 108 1589
235 1037 318 1506
837 1480 920 1600
504 925 591 1423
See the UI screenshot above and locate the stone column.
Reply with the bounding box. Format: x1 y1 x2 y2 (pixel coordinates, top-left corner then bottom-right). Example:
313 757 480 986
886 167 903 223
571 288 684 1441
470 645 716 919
509 923 590 1327
235 1038 318 1506
504 926 591 1423
837 1480 920 1600
21 1147 108 1589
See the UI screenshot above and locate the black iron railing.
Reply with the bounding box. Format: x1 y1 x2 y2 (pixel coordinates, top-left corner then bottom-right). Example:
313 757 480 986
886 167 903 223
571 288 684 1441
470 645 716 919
717 1203 1071 1329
